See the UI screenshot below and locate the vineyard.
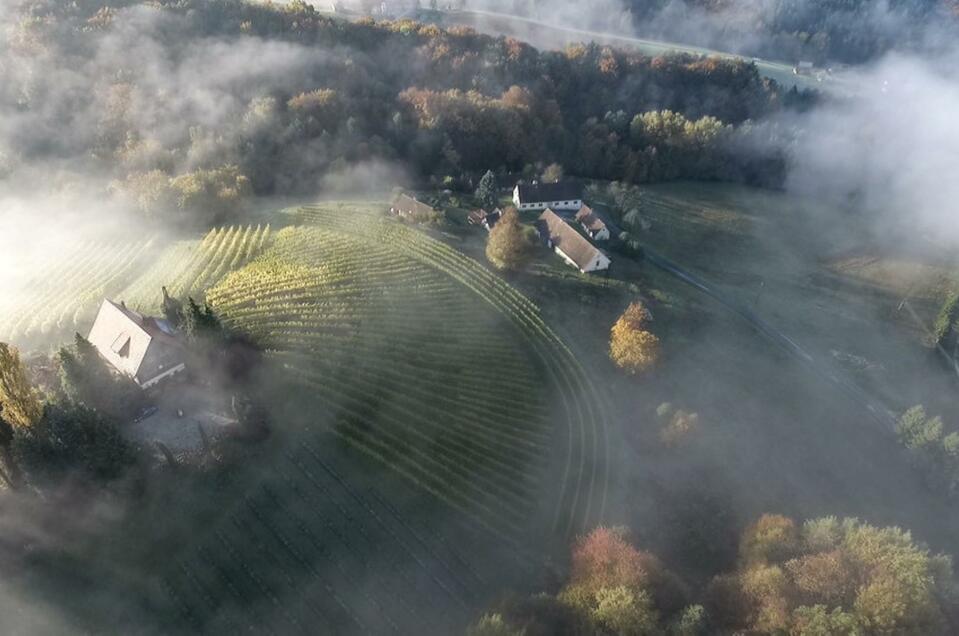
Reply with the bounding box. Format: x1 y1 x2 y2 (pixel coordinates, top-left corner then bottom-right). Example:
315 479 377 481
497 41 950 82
1 201 612 632
154 203 612 632
0 224 271 347
207 205 611 541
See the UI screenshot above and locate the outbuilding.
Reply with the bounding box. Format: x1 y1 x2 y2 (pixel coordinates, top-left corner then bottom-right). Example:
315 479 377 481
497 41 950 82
536 209 611 273
575 205 610 241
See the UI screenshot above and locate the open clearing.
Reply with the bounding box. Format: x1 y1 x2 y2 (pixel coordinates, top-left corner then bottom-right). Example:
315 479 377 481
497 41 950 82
628 181 958 413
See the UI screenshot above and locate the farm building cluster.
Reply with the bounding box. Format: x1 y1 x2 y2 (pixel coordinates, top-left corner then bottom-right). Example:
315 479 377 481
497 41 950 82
391 182 613 274
515 182 612 274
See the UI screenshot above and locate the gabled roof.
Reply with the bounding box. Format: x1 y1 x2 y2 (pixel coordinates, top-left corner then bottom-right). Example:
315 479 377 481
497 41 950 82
467 209 487 224
468 208 503 227
536 209 608 271
391 193 437 217
87 300 182 383
575 204 607 233
515 181 582 204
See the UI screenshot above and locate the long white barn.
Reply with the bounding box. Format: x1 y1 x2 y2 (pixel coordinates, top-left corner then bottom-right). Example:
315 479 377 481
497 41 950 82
536 209 611 274
513 182 583 213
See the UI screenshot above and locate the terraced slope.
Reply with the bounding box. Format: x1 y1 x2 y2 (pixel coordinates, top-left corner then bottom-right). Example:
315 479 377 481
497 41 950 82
0 225 272 347
0 237 157 347
119 224 272 314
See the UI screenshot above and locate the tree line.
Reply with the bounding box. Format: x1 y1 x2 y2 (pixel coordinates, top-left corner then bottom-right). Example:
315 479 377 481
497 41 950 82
3 0 809 226
470 515 959 635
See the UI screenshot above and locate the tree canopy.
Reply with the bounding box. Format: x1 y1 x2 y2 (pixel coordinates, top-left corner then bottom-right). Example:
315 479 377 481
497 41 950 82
486 208 538 271
609 302 661 374
707 514 957 634
0 343 43 429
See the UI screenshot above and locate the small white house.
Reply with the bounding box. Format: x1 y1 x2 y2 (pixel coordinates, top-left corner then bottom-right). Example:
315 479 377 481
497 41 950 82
87 299 186 389
536 209 611 273
575 205 610 241
513 182 583 213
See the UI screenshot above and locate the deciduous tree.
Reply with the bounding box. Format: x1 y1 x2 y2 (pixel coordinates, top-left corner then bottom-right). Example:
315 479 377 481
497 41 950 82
0 343 42 429
541 162 564 183
486 207 537 271
609 302 660 374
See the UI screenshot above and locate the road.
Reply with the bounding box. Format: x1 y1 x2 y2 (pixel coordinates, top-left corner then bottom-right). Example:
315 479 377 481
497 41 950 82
640 248 900 431
442 8 832 91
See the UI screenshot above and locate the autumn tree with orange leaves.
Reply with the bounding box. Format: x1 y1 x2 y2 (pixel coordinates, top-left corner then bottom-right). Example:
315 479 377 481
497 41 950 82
610 302 661 374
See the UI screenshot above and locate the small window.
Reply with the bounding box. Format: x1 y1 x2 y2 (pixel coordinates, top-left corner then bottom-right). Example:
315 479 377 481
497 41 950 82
111 333 131 358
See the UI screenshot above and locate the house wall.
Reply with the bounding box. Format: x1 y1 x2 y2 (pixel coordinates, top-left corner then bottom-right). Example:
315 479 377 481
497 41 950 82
586 253 612 273
552 246 611 273
552 245 580 270
592 227 611 241
516 199 583 213
140 363 186 389
512 187 582 212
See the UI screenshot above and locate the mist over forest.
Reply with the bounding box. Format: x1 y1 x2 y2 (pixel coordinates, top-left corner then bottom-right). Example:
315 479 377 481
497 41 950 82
458 0 959 64
2 0 959 635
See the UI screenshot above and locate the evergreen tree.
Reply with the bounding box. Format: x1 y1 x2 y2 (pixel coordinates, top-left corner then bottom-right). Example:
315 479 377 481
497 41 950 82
59 335 142 419
161 286 184 327
475 169 498 211
182 298 222 342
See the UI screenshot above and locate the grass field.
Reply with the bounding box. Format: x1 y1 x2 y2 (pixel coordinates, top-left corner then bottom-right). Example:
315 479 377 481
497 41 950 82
627 182 959 411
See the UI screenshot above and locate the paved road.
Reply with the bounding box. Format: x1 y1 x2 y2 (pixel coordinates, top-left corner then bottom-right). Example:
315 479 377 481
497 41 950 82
443 8 833 91
641 248 900 432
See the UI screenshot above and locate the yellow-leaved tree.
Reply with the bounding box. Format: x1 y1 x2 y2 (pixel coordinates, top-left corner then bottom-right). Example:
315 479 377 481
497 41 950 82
486 207 537 271
0 343 42 429
609 302 660 374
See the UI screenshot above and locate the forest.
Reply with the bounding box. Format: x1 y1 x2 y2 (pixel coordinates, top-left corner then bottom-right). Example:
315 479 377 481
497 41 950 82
497 0 959 65
625 0 959 64
2 0 806 226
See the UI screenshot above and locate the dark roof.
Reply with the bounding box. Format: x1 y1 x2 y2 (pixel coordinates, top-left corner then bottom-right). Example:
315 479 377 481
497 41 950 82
536 209 607 271
515 181 582 204
575 205 607 232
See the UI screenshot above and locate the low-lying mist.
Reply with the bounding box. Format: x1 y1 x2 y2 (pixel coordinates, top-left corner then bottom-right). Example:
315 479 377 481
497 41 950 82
785 50 959 248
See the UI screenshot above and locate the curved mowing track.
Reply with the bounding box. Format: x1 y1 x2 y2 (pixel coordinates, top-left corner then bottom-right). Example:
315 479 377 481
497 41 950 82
208 207 610 540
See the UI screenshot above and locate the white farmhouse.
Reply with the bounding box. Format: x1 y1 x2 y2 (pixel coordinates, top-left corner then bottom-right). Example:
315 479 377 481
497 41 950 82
536 209 611 273
513 182 583 213
87 299 186 389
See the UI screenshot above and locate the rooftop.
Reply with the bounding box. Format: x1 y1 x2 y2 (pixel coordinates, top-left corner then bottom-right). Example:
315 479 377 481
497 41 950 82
536 209 607 271
575 205 607 233
515 181 582 203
